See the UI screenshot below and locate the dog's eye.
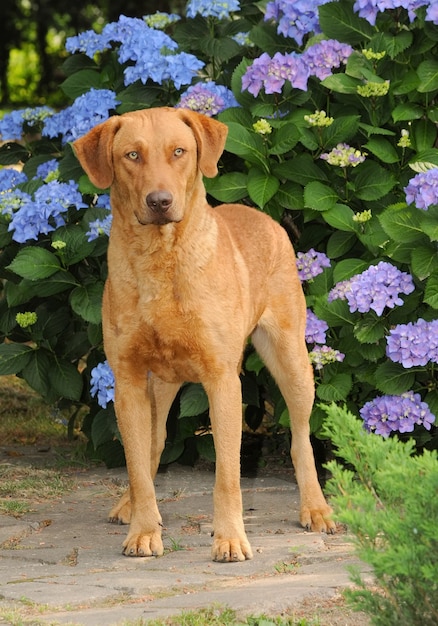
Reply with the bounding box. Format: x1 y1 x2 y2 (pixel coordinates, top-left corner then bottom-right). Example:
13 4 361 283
174 148 184 157
127 151 139 160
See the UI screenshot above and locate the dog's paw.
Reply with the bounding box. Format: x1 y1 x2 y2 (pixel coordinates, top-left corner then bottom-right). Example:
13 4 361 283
122 528 164 557
108 490 131 525
211 534 253 562
300 505 336 534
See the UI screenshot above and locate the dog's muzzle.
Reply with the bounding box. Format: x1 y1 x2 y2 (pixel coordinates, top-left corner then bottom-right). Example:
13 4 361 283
146 191 173 215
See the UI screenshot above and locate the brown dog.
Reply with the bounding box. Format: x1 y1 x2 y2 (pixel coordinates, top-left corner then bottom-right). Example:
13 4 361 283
73 107 335 562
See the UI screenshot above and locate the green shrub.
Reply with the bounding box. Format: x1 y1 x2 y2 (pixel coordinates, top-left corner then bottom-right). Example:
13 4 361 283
323 402 438 626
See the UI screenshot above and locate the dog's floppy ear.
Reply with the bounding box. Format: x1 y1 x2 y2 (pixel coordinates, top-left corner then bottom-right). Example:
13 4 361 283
73 116 122 189
177 110 228 178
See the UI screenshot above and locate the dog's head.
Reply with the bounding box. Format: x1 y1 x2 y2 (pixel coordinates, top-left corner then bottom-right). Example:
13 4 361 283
73 107 228 226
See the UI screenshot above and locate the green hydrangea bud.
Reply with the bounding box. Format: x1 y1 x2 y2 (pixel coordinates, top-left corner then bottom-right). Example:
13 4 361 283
16 312 38 328
252 119 272 135
353 209 372 223
397 129 411 148
51 240 67 250
304 110 334 127
357 80 390 97
362 49 386 61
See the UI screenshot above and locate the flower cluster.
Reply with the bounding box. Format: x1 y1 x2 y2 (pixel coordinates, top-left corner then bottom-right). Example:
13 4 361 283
90 361 115 409
309 345 345 370
330 261 415 316
176 82 239 116
320 143 366 167
386 318 438 368
296 248 331 282
353 0 430 26
305 310 328 344
265 0 330 45
352 209 372 223
0 106 54 141
43 89 119 143
397 129 411 148
304 110 334 127
357 80 390 97
15 312 38 328
0 168 27 193
4 180 87 243
186 0 240 19
360 391 435 437
404 168 438 209
242 40 353 96
143 11 181 29
86 195 113 241
66 15 204 90
253 119 273 135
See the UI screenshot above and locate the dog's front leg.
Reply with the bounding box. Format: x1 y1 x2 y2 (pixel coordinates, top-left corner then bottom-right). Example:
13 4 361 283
206 375 253 562
114 375 164 557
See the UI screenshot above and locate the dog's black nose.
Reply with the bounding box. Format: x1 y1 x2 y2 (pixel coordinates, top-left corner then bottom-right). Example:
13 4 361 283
146 191 173 213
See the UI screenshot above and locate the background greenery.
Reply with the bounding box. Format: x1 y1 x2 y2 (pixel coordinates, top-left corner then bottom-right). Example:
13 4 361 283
0 0 437 468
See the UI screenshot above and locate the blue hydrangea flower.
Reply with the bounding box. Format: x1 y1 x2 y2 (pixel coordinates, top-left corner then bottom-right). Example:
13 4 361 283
43 89 119 143
360 391 435 437
90 360 115 409
305 309 328 344
302 40 353 81
0 168 28 192
86 194 112 241
386 318 438 368
65 29 110 57
186 0 240 19
353 0 429 25
265 0 331 45
330 261 415 316
34 159 60 181
0 189 31 219
176 82 239 116
0 106 54 141
7 180 87 243
404 168 438 209
143 12 181 29
296 248 331 282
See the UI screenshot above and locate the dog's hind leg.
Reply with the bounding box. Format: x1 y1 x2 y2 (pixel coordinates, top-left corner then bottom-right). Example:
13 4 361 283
252 314 336 534
108 377 181 528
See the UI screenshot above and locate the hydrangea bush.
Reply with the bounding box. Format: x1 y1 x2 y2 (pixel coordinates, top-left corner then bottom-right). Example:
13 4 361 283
0 0 437 464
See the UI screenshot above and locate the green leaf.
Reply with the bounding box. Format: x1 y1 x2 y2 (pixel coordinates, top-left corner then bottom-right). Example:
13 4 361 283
417 60 438 93
408 149 438 172
69 282 104 323
322 203 357 232
91 406 119 448
363 137 399 163
245 351 265 375
424 273 438 309
7 248 62 280
420 211 438 242
411 246 438 280
224 122 267 169
392 103 423 122
247 168 280 208
21 349 53 400
205 172 248 203
275 182 304 210
353 318 386 344
333 258 369 282
374 31 413 60
318 1 373 45
353 161 397 200
196 434 216 462
304 181 338 212
379 206 424 243
273 154 328 185
321 73 361 94
0 142 30 166
323 115 361 148
48 360 83 401
374 362 416 395
316 374 353 402
0 344 33 375
179 383 209 418
269 124 300 155
327 231 356 258
313 298 354 327
53 226 96 265
61 70 103 99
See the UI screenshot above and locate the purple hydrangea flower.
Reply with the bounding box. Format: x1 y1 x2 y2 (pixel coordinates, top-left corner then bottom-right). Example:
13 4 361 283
386 318 438 368
305 309 329 344
404 168 438 210
0 169 28 192
43 89 119 144
353 0 429 25
265 0 331 45
296 248 331 282
90 361 115 408
360 391 435 437
426 3 438 24
330 261 415 316
0 106 54 141
302 40 353 81
7 180 87 243
176 82 239 116
186 0 240 19
241 51 309 96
